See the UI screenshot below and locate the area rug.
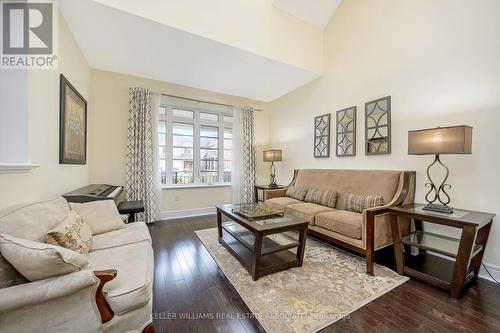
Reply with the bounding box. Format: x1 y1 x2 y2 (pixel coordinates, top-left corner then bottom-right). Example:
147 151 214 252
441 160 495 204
195 228 408 333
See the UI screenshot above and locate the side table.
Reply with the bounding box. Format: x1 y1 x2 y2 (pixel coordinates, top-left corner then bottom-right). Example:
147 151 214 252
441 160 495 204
254 185 286 203
389 204 494 298
118 200 145 223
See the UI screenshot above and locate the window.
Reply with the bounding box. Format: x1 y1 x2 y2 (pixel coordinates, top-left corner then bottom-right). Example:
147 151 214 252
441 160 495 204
158 98 233 186
200 112 219 121
223 128 232 182
172 108 193 118
172 122 194 184
200 125 219 183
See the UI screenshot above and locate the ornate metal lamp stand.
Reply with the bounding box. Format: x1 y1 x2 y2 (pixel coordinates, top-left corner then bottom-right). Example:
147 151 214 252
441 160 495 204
423 154 454 214
269 161 278 188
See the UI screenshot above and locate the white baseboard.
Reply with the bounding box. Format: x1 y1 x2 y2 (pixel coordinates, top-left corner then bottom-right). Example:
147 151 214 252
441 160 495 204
426 251 500 283
159 207 216 220
479 262 500 282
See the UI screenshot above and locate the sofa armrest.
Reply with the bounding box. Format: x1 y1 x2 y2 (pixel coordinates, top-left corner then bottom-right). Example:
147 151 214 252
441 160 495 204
264 188 287 201
364 208 391 247
94 269 117 323
0 270 104 333
0 269 99 312
263 169 300 201
386 171 416 207
363 171 415 248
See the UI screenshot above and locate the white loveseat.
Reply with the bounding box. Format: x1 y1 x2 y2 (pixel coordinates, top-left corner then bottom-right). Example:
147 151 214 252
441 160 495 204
0 197 154 333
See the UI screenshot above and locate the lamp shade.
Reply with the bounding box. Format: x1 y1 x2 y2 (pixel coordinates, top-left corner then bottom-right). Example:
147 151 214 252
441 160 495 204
408 125 472 155
263 149 282 162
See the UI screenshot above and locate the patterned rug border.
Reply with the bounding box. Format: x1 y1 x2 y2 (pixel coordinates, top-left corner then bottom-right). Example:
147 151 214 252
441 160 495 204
195 228 408 333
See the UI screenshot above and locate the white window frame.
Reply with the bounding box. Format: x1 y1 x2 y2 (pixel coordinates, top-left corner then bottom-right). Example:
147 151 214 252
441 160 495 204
159 96 233 188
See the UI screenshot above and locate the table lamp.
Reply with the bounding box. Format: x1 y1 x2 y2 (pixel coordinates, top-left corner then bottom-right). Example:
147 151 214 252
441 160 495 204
408 125 472 214
263 149 282 188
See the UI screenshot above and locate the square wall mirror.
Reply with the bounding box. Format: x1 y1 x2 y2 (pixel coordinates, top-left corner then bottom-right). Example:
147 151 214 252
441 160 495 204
314 113 330 158
336 106 356 157
365 96 391 155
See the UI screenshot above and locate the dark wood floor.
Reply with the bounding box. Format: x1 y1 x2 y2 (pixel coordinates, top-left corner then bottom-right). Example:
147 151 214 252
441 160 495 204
148 215 500 333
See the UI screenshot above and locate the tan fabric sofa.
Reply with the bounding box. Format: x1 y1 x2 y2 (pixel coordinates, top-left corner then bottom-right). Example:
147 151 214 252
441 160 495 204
0 197 154 333
265 169 415 275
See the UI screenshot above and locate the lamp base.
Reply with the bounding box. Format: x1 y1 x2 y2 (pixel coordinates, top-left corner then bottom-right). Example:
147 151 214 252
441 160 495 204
422 203 454 214
268 161 279 188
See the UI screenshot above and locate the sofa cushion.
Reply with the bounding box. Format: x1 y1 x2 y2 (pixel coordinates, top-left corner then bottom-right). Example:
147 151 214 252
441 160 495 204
293 169 401 208
265 197 303 212
46 211 93 255
0 197 70 288
309 225 364 249
315 210 363 239
285 186 309 201
0 197 70 242
285 203 334 224
91 222 151 251
344 193 383 213
304 188 337 208
88 241 153 315
70 200 125 235
0 234 89 281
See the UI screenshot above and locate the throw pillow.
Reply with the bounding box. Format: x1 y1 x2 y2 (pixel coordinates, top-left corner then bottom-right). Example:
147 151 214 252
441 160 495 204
344 193 384 213
70 200 125 235
0 233 89 281
305 188 337 208
46 211 93 255
285 186 309 201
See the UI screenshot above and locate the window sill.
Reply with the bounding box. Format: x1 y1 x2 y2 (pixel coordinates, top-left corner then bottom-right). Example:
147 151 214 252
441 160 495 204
0 163 40 173
161 183 231 190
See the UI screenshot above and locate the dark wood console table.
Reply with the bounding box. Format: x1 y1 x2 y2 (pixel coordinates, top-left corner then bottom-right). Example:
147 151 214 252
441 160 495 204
389 204 494 298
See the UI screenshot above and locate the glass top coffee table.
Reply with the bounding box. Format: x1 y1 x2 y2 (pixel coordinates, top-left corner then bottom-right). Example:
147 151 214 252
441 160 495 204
216 203 309 281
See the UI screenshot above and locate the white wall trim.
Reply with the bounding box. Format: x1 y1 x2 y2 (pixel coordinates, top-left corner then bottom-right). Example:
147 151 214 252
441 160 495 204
479 262 500 282
427 251 500 283
160 207 216 220
0 163 40 173
162 183 231 190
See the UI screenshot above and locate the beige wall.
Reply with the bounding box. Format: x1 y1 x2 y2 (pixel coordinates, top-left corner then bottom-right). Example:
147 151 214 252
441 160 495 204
0 15 90 210
89 70 269 214
94 0 322 74
268 0 500 266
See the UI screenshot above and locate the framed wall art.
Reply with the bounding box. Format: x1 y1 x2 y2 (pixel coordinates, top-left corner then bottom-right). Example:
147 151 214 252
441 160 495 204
336 106 356 157
314 113 330 158
365 96 391 155
59 74 87 164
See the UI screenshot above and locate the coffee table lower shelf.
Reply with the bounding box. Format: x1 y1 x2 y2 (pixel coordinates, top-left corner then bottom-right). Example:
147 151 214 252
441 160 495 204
220 233 299 280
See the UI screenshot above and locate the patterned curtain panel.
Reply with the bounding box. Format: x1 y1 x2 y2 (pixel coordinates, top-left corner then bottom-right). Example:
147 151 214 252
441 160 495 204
241 106 256 203
126 88 157 223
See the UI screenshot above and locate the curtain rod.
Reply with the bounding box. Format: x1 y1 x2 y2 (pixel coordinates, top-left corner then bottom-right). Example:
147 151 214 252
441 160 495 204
160 93 262 112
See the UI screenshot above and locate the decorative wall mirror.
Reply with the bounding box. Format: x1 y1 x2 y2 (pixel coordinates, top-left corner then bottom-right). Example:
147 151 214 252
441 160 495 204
365 96 391 155
336 106 356 157
314 113 330 157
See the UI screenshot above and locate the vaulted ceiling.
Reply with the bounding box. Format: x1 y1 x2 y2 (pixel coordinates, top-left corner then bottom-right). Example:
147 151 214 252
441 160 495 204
60 1 340 102
273 0 341 28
